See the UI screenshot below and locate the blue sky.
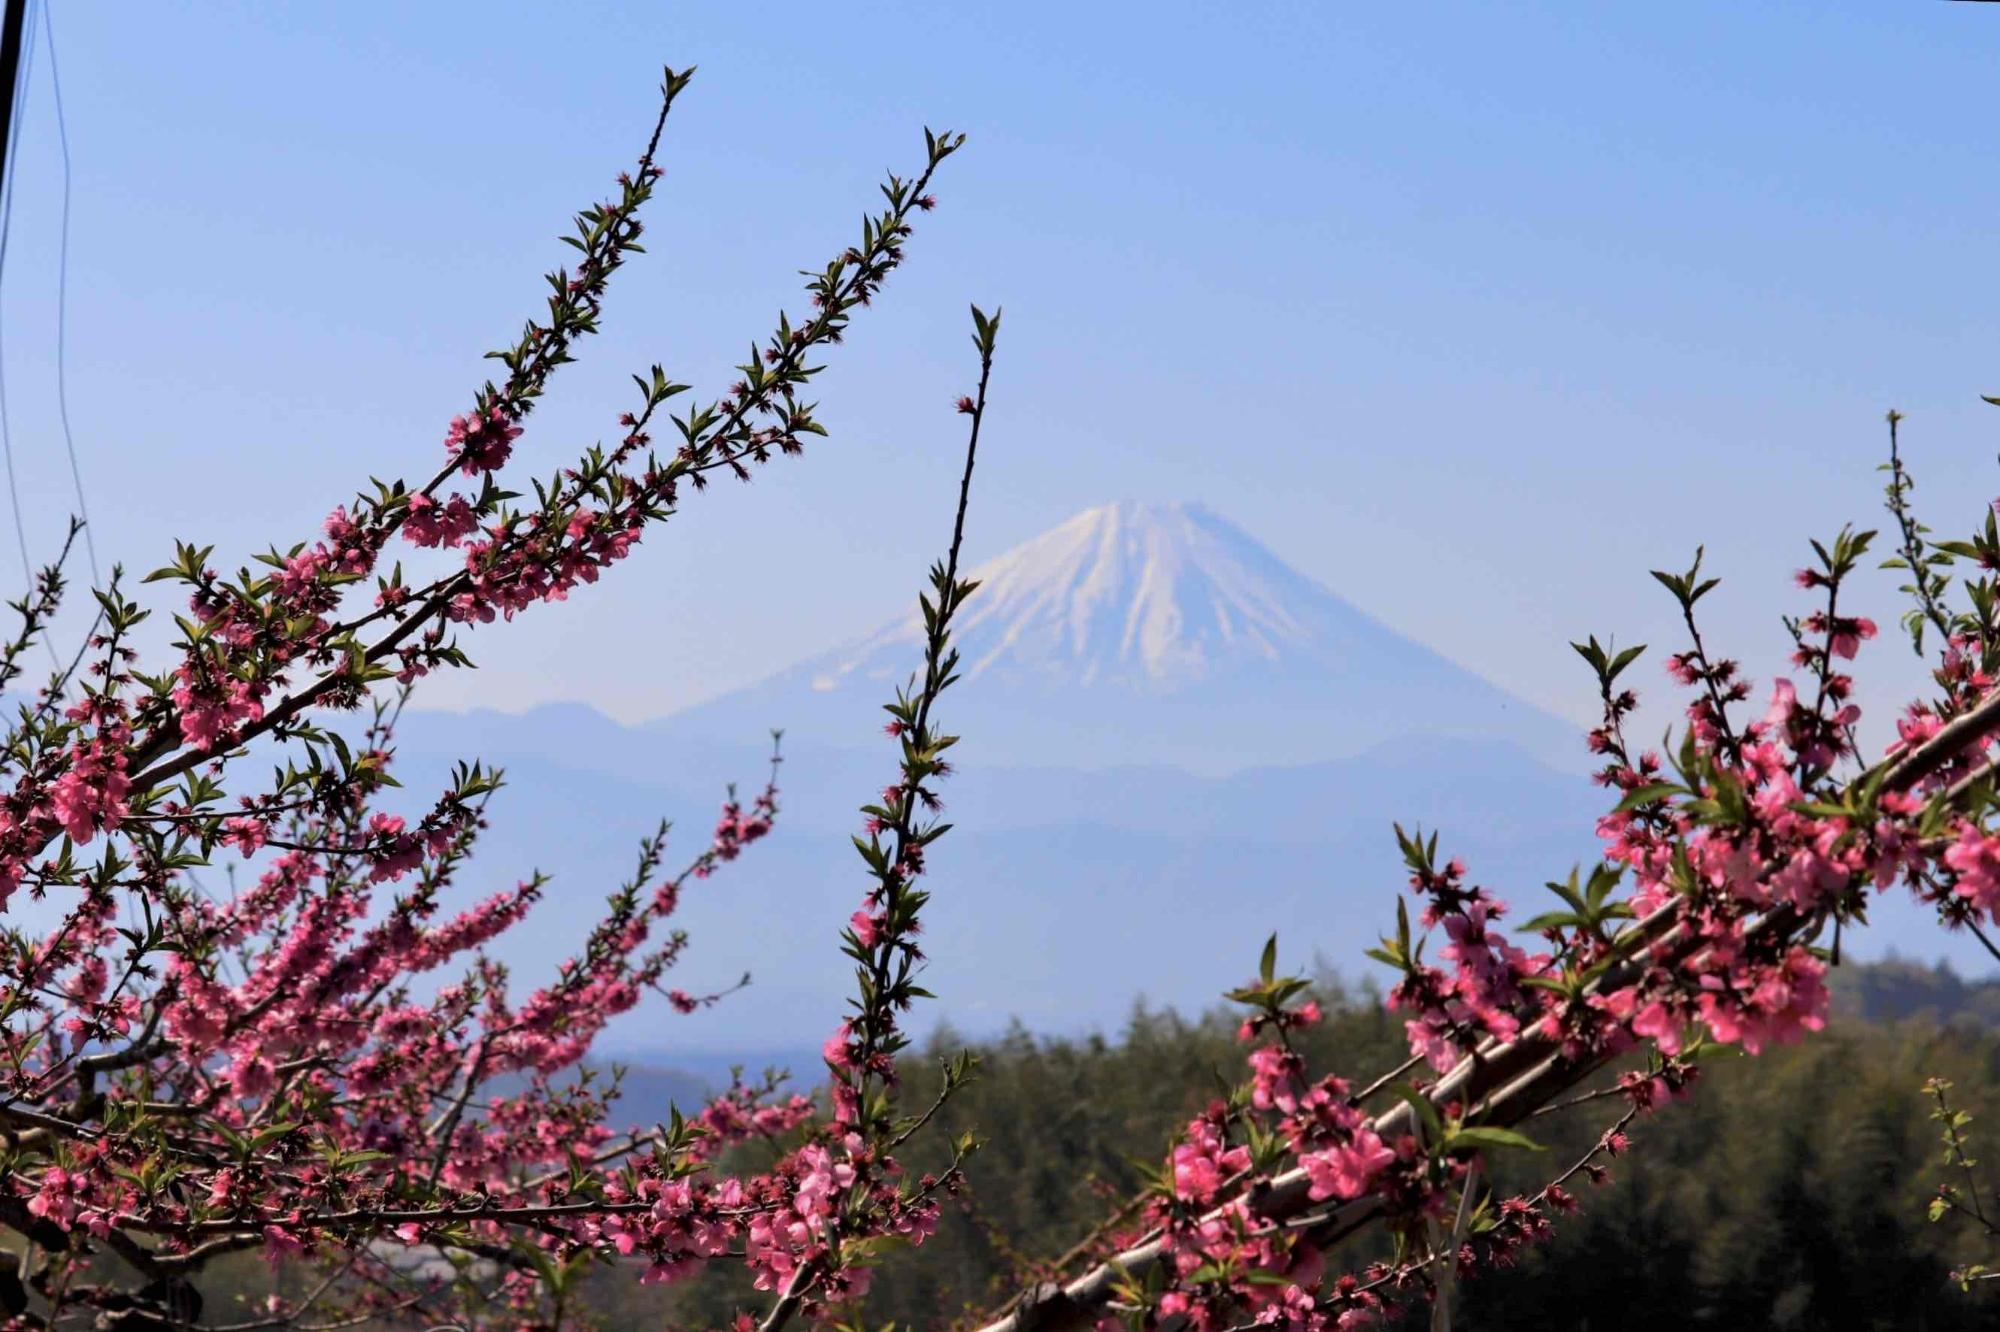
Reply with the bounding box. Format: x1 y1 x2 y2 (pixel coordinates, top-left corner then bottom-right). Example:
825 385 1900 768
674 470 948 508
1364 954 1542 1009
4 0 2000 742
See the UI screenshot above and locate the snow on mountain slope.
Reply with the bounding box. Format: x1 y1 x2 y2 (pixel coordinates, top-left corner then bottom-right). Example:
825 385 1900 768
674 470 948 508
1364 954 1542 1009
813 501 1342 692
658 500 1583 773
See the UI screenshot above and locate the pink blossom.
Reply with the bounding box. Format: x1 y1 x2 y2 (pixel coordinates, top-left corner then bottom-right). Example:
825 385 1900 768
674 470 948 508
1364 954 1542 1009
1828 617 1877 660
26 1167 80 1228
1171 1115 1249 1203
822 1019 857 1069
222 816 269 857
1945 823 2000 917
402 492 480 548
445 407 522 476
228 1052 277 1100
1301 1128 1397 1202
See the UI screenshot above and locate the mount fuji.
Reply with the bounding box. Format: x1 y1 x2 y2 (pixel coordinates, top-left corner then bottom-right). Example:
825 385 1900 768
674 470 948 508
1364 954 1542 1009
386 500 1997 1058
656 500 1579 774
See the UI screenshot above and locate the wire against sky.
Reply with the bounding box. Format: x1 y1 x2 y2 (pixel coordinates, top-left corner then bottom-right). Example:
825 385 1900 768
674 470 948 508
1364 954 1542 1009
0 0 95 621
41 2 93 584
0 0 37 592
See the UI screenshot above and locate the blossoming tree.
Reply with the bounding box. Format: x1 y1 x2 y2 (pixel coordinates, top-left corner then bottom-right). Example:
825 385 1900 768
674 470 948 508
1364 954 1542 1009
5 64 2000 1332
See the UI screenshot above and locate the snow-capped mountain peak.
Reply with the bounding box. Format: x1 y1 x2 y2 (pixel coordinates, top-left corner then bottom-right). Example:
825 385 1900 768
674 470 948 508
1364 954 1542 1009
665 500 1577 773
812 499 1376 693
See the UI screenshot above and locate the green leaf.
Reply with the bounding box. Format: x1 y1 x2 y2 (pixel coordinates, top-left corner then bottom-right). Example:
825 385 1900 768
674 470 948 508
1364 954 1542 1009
841 1234 910 1264
1615 782 1684 813
1395 1084 1445 1145
1449 1125 1547 1154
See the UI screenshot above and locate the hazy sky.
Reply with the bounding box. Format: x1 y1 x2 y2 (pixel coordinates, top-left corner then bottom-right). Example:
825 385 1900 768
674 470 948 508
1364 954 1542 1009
5 1 2000 742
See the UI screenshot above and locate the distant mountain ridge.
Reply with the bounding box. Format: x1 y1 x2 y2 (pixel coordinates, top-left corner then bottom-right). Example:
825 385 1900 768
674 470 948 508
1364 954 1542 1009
656 500 1582 773
374 501 1994 1057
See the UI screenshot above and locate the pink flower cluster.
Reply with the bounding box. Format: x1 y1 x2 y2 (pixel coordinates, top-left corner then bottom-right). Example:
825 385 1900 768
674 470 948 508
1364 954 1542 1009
45 709 132 846
445 406 523 476
401 491 479 548
1387 853 1549 1073
705 790 776 872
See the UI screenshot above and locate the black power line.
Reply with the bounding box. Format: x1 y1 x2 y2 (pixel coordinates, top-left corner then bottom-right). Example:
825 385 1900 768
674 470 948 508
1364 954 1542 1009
0 0 36 591
0 0 27 192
